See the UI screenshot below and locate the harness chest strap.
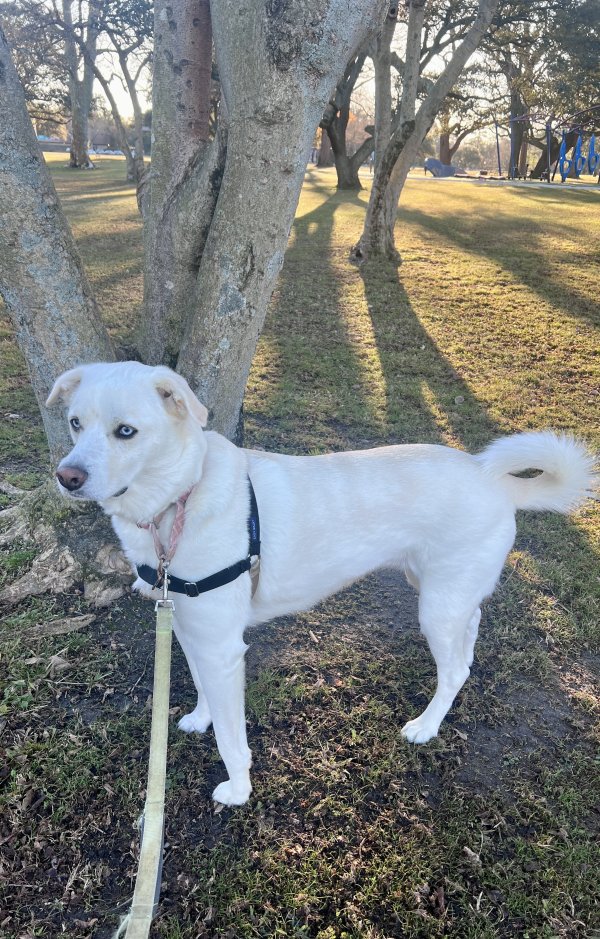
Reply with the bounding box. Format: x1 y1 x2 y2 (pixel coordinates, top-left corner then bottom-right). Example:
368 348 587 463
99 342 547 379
136 477 261 597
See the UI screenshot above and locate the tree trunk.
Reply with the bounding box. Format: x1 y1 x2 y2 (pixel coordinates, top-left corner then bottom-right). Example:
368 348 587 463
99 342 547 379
354 0 425 262
518 131 529 176
0 26 127 607
138 0 217 365
0 24 114 466
353 0 499 263
372 6 397 172
506 72 526 179
69 96 92 168
439 131 451 164
318 129 334 166
325 109 374 190
332 148 363 188
176 0 389 439
325 110 363 189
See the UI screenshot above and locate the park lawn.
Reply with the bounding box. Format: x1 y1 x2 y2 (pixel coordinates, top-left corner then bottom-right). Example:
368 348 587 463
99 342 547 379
0 154 599 939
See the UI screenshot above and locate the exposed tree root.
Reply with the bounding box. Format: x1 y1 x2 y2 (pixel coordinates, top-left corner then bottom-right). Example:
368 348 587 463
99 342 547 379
349 241 402 266
0 507 30 547
0 481 24 497
0 483 132 608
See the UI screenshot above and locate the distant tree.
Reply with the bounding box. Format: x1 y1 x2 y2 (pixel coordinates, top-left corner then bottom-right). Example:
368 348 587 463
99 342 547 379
61 0 101 167
69 0 153 182
0 0 68 127
455 141 484 167
320 48 375 189
353 0 499 263
477 0 600 178
435 68 495 164
6 0 152 179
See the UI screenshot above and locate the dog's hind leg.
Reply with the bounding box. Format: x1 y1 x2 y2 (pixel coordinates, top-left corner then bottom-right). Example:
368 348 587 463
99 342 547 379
463 607 481 669
401 588 478 744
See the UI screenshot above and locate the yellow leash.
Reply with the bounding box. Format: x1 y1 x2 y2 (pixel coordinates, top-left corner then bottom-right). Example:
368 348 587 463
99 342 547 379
114 574 174 939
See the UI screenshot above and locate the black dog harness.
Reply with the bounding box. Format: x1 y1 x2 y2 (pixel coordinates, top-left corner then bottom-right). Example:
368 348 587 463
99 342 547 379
137 478 261 597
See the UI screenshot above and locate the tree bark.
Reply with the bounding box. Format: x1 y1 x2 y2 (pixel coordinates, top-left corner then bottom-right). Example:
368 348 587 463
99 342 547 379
372 5 397 172
317 128 334 166
176 0 389 440
518 130 529 176
0 24 114 467
353 0 499 263
138 0 217 365
439 131 451 164
329 133 374 189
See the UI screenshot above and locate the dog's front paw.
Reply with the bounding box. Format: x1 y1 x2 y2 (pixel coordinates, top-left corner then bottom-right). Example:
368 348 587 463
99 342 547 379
178 706 212 734
401 716 439 744
212 777 252 807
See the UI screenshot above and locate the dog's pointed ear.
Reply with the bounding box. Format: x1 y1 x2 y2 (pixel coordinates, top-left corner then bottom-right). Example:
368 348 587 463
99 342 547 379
154 368 208 427
46 367 83 407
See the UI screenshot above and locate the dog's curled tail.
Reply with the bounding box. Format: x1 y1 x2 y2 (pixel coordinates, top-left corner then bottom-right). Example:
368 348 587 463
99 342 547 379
476 431 598 513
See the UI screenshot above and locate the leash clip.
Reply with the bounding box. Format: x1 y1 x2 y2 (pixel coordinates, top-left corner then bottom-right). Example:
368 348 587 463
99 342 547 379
155 561 175 611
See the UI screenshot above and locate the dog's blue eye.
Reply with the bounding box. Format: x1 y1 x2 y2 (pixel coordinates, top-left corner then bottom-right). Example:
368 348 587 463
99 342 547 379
115 424 137 439
70 417 81 431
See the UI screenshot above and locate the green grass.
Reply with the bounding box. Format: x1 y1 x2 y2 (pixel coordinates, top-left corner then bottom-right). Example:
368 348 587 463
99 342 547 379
0 157 599 938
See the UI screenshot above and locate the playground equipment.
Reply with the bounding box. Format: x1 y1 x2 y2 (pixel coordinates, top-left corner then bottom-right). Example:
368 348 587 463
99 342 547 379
558 131 599 181
424 157 457 177
502 105 600 183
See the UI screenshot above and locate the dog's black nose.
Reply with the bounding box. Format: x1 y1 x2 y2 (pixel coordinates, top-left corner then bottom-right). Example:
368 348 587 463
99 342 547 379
56 465 88 491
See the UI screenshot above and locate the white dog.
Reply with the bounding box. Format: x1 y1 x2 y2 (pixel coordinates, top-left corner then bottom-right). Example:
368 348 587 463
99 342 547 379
46 361 596 805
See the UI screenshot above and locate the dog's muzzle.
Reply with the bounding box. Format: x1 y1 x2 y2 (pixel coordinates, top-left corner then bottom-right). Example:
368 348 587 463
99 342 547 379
56 465 88 492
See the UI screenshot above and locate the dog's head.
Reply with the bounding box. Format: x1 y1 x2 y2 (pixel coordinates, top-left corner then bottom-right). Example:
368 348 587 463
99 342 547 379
46 362 208 512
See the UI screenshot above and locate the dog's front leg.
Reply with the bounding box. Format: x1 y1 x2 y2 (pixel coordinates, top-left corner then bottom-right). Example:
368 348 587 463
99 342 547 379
197 643 252 806
177 607 252 806
174 621 213 734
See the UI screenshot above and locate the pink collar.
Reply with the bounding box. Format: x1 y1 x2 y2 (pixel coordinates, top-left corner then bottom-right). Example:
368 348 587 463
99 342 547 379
137 487 194 572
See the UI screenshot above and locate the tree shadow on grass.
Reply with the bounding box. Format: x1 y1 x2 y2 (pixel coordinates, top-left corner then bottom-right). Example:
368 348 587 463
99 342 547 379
251 175 502 454
246 183 389 452
359 257 498 450
399 196 599 330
